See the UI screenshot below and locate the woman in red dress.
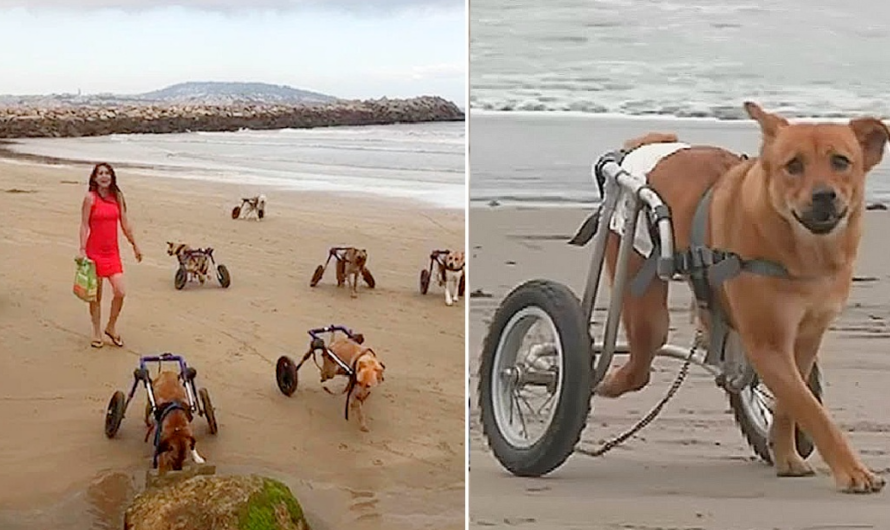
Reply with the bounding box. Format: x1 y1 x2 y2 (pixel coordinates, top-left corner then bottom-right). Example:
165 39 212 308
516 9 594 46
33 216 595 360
77 163 143 348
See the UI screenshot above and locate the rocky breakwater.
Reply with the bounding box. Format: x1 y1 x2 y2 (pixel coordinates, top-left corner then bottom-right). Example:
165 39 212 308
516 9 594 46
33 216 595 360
0 95 464 138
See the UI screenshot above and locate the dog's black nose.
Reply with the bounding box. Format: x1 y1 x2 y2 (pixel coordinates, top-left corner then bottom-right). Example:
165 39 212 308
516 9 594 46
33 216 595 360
811 186 837 204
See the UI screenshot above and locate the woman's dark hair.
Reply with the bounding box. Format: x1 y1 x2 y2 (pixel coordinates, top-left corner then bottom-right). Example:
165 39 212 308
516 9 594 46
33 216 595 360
88 162 127 211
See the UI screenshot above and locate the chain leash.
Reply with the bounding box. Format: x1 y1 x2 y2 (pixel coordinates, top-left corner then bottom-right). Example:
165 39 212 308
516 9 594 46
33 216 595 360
575 329 703 458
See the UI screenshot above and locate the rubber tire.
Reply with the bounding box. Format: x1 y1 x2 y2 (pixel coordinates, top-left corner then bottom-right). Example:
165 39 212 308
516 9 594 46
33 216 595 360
458 272 466 297
310 265 324 287
198 388 218 435
420 269 431 295
276 355 299 396
729 362 823 464
174 267 187 290
361 268 376 289
217 264 231 288
231 206 241 219
478 279 593 477
105 390 126 439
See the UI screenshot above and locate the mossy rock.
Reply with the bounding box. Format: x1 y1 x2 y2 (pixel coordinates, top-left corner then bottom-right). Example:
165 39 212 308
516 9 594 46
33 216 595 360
124 474 308 530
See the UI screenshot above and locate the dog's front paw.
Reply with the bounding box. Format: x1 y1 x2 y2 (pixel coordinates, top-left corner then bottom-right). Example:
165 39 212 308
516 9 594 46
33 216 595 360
360 424 369 432
834 463 886 494
351 291 358 298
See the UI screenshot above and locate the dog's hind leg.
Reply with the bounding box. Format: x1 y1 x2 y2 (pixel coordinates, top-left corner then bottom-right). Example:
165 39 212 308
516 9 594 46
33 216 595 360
595 232 670 398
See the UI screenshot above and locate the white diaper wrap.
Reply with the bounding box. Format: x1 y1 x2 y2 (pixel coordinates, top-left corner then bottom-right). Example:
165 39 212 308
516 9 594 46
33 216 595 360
607 142 691 257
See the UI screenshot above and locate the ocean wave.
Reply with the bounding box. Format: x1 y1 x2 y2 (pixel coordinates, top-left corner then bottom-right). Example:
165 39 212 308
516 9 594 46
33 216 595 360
469 97 890 121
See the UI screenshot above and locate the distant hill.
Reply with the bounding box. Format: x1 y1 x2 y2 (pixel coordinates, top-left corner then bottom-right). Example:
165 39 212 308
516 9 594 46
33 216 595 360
0 81 340 107
137 81 338 105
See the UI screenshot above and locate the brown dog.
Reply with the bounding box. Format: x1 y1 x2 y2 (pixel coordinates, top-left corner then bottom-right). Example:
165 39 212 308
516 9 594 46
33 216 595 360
166 241 211 283
335 247 369 298
143 370 206 472
596 102 889 493
319 336 386 431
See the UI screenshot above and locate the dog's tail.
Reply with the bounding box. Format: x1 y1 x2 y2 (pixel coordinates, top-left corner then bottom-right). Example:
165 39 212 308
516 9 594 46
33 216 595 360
622 132 679 151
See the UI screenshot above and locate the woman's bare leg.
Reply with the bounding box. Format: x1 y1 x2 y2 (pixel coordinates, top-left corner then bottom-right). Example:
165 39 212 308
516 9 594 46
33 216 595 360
105 273 127 339
89 278 104 344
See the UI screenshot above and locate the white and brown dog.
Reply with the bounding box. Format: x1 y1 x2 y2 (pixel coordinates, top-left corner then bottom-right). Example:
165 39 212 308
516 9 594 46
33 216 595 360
234 195 266 220
336 247 372 298
438 250 465 306
319 336 386 432
143 371 206 472
166 241 211 284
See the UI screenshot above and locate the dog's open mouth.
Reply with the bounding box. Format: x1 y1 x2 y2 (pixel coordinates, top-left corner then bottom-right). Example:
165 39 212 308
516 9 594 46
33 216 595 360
792 207 848 235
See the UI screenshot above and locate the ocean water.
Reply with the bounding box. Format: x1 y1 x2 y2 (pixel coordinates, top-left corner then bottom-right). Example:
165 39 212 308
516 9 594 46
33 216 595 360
470 0 890 119
5 121 466 209
469 0 890 206
469 113 890 207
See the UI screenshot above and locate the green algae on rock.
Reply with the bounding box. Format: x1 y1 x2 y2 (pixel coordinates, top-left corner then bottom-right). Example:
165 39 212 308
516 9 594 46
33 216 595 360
124 474 308 530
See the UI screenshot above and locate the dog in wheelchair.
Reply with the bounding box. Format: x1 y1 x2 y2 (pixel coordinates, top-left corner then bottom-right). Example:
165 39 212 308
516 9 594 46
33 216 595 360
166 241 211 284
438 250 466 306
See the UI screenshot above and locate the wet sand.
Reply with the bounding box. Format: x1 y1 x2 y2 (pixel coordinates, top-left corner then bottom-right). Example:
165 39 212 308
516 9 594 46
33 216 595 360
0 158 465 530
468 204 890 530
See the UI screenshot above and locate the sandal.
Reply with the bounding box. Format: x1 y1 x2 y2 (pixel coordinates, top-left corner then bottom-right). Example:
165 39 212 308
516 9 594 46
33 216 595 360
104 330 124 348
90 340 104 349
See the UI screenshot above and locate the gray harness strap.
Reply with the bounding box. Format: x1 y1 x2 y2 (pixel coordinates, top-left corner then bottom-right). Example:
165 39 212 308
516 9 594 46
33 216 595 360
629 184 791 361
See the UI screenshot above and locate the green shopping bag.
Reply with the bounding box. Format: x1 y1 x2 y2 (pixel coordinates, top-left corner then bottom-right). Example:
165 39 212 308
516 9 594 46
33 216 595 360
73 257 98 303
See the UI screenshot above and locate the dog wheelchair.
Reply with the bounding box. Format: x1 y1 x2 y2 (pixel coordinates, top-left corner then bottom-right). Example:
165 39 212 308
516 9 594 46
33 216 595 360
419 249 466 297
309 247 376 289
477 149 823 477
104 353 218 467
275 325 366 420
171 247 231 291
231 196 266 220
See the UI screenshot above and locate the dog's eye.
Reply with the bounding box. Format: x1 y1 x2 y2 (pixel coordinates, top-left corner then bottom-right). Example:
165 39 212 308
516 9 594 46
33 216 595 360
830 154 850 171
785 157 804 175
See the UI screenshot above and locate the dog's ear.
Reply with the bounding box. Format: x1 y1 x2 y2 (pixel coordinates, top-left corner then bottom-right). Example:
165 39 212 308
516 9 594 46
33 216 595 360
744 101 788 141
849 117 890 172
353 333 364 344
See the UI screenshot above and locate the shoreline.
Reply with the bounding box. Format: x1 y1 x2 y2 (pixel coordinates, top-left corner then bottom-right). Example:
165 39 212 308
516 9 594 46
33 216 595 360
0 135 467 212
468 112 890 207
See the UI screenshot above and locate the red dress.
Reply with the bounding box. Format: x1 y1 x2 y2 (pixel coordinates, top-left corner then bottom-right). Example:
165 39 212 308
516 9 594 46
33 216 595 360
85 191 123 278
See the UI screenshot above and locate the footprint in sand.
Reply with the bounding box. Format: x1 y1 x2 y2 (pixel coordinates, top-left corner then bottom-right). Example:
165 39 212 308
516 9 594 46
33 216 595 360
349 490 381 521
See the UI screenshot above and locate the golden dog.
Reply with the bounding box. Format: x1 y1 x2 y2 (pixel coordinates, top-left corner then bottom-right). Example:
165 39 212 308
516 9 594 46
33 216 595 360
437 250 466 306
319 336 385 432
143 370 205 472
166 241 211 284
595 102 889 493
336 247 369 298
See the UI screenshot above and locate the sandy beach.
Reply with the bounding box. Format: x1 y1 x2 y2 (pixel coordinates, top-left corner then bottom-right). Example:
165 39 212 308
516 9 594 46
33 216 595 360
468 116 890 529
0 157 466 530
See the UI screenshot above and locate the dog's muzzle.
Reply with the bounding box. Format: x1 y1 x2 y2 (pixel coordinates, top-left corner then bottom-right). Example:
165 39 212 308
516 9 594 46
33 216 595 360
793 189 848 235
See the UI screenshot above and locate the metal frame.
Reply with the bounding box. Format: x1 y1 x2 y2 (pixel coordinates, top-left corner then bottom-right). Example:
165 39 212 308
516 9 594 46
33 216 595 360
584 151 724 387
303 324 362 375
123 353 202 416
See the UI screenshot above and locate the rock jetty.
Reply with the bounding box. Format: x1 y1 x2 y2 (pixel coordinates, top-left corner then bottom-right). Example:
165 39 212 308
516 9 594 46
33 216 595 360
0 95 464 138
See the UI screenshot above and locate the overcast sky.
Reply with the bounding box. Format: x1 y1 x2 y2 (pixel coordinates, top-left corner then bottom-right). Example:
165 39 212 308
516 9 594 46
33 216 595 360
0 0 466 105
